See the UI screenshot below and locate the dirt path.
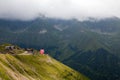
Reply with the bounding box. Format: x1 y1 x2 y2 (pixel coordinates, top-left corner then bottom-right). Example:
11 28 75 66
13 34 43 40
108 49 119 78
18 51 33 55
46 55 53 63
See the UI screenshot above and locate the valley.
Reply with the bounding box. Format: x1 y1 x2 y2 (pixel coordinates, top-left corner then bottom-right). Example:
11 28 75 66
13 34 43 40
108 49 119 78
0 18 120 80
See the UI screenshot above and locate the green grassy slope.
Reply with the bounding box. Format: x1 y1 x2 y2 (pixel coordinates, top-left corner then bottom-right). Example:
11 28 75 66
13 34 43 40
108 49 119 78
0 46 89 80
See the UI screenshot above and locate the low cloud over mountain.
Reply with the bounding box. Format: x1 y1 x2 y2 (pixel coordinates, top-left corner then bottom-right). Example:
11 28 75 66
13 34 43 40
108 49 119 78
0 0 120 21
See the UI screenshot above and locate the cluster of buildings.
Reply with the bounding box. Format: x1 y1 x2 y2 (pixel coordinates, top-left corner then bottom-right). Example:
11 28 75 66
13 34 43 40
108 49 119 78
4 46 45 55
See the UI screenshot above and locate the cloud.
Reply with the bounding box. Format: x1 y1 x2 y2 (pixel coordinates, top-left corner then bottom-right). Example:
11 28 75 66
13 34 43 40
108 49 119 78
0 0 120 21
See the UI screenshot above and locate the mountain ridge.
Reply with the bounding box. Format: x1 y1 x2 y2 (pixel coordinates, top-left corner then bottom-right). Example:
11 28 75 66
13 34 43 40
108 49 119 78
0 17 120 80
0 44 89 80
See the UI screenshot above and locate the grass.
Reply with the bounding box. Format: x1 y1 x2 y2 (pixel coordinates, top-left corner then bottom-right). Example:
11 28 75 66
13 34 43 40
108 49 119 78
0 54 89 80
0 44 89 80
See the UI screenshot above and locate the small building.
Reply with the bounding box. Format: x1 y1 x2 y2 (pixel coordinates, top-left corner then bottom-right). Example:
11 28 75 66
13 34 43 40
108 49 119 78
5 46 15 50
26 48 34 54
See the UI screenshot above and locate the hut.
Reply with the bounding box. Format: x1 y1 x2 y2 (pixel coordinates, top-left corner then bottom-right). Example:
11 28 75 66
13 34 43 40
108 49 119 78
5 46 15 50
26 48 34 54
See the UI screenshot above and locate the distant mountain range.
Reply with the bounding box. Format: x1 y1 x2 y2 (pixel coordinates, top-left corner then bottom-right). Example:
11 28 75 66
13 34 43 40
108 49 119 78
0 17 120 80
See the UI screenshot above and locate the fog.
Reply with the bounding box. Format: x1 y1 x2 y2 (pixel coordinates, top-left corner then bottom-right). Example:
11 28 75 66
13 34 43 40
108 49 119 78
0 0 120 21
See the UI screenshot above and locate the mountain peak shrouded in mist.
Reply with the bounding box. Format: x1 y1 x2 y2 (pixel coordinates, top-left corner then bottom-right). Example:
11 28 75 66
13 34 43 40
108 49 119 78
0 0 120 21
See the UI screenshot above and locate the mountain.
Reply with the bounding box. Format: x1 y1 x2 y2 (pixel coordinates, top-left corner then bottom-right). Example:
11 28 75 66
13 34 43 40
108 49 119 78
0 44 89 80
0 17 120 80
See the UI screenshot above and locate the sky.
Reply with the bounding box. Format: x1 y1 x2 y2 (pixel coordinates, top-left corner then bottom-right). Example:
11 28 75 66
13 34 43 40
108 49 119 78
0 0 120 21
